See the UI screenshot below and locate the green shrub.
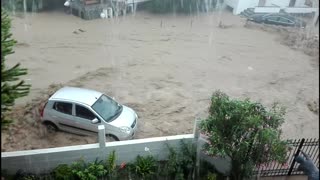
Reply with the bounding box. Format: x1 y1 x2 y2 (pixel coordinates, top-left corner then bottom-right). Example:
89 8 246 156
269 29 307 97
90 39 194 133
71 159 107 180
52 164 74 180
163 140 196 179
14 170 39 180
131 155 157 179
200 90 288 180
105 150 117 177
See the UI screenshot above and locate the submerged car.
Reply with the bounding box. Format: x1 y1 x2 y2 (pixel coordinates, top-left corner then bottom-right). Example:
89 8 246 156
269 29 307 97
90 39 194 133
40 87 138 141
248 13 306 28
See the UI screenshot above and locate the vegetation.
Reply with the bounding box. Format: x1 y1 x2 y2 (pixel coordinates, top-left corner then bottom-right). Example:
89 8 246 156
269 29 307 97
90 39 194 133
53 164 74 180
130 155 157 179
200 90 288 180
105 150 117 178
146 0 217 14
164 140 197 179
2 140 210 180
1 9 31 129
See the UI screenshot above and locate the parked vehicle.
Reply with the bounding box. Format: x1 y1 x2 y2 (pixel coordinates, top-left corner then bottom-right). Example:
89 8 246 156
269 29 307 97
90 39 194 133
248 13 306 28
40 87 138 141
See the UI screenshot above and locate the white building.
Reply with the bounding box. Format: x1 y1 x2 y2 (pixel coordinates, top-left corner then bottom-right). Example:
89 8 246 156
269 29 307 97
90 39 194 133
225 0 318 15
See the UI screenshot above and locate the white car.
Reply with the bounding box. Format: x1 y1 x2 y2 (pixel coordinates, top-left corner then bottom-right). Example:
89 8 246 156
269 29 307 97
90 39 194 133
40 87 138 141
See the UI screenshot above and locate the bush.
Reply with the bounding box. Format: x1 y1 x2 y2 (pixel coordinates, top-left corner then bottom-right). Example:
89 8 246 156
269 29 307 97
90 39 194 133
130 155 157 179
163 140 197 179
200 90 288 180
14 170 39 180
71 159 107 180
53 164 74 180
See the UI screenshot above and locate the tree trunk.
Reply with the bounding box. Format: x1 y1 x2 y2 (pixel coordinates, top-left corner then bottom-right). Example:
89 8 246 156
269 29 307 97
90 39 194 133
230 161 245 180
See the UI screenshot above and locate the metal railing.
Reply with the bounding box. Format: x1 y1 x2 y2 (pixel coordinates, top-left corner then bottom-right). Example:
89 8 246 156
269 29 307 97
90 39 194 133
255 138 319 176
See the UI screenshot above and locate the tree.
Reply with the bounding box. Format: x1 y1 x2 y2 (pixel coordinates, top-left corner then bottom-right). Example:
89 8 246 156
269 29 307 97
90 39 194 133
200 90 288 180
1 9 31 129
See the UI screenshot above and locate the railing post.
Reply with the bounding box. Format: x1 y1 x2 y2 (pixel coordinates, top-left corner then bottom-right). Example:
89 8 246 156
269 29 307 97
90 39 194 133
194 119 202 180
288 138 305 175
98 125 106 148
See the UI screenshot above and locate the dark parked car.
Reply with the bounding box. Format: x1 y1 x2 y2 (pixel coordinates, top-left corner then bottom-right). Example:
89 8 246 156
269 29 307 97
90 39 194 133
248 13 306 28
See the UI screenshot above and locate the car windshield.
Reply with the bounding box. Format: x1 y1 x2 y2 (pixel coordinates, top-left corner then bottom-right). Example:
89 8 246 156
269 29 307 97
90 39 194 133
91 95 122 122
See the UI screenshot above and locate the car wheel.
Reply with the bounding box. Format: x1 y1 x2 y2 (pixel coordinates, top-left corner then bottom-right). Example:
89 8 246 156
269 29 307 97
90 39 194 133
106 135 119 142
44 122 58 133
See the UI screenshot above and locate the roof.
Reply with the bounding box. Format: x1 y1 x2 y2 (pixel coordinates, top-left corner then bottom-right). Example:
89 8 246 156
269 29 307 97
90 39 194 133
49 87 103 106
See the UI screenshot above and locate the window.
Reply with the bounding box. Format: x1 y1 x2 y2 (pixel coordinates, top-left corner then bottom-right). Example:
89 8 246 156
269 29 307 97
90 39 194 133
75 105 96 120
267 16 280 21
280 17 293 24
91 95 122 122
53 102 72 115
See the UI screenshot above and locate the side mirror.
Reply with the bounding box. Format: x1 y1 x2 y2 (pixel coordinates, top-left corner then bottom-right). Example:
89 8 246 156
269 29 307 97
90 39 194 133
91 118 99 124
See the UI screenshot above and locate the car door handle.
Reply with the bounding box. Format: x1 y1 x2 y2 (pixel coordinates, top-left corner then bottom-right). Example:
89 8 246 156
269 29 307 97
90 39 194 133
52 115 58 118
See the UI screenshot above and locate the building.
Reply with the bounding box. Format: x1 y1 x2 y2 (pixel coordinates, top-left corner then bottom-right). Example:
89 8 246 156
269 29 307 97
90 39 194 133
225 0 318 15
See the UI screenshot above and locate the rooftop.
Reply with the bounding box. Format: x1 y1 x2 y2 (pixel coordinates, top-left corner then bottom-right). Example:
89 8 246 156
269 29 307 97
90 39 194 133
49 86 103 106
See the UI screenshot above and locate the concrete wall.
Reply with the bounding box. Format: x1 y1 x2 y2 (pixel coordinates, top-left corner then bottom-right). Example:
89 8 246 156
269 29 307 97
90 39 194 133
264 0 309 8
254 6 281 13
295 0 307 7
231 0 259 14
284 7 318 13
1 134 194 175
225 0 239 8
265 0 290 7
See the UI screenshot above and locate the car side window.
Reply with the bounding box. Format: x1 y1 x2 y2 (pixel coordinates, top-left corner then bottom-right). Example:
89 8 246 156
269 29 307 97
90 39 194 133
268 16 279 21
75 105 96 120
281 17 293 24
53 102 73 115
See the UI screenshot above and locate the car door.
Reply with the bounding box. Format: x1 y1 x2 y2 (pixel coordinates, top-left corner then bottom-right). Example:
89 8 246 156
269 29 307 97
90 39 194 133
280 17 295 26
50 101 76 130
73 104 101 135
265 16 280 25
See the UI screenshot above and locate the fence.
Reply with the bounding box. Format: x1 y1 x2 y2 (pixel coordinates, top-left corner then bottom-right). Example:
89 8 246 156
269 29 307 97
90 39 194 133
1 125 194 175
255 138 319 177
1 123 318 177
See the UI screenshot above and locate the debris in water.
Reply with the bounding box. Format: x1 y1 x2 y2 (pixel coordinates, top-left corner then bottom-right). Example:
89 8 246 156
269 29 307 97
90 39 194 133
307 100 319 114
218 21 233 29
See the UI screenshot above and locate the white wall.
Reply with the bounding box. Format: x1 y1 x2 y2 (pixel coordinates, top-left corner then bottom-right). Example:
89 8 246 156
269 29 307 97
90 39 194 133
265 0 290 7
227 0 314 14
254 6 281 13
224 0 239 9
294 0 307 7
284 7 318 13
1 134 194 174
233 0 259 14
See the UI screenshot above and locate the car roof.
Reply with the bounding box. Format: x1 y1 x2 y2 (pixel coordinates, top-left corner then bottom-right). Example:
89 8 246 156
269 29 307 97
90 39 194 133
49 86 103 106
